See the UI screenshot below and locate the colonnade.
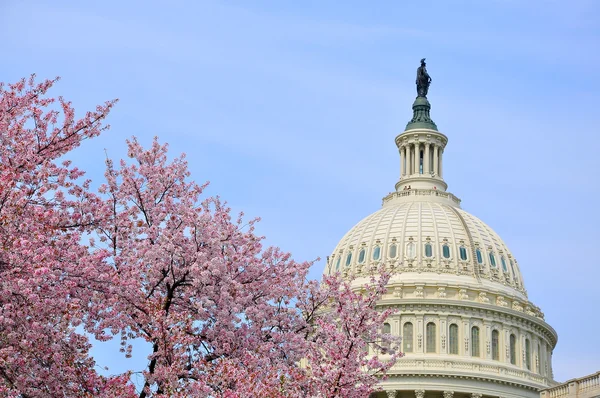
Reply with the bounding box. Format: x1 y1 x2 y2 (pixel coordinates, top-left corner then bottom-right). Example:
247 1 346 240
399 142 443 178
386 391 485 398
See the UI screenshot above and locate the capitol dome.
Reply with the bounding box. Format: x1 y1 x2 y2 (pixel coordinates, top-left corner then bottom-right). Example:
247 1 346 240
327 197 529 302
324 70 557 398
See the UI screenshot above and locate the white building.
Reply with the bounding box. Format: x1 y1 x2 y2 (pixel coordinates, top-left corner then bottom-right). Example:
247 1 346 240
324 90 560 398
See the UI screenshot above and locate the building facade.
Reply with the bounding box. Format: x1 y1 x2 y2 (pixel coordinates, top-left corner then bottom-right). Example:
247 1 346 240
324 88 558 398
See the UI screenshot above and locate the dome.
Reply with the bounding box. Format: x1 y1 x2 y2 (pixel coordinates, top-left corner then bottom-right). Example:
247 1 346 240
323 70 558 397
326 196 528 302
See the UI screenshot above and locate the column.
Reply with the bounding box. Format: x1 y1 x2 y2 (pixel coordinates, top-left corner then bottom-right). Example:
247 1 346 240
471 394 482 398
433 145 439 176
439 148 444 177
415 390 425 398
403 146 408 176
386 391 396 398
399 147 404 177
414 142 420 175
443 392 454 398
424 143 430 174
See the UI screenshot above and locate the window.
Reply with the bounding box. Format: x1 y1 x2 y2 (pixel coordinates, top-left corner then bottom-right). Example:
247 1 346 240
373 246 381 261
492 330 499 360
471 326 480 357
489 252 497 267
406 242 416 259
501 256 508 272
426 322 436 353
449 324 459 355
403 323 414 353
345 252 352 267
424 242 433 257
510 259 517 277
335 256 341 271
358 248 366 264
419 149 423 174
382 323 391 351
442 244 450 259
526 339 531 370
389 243 397 258
510 334 517 365
476 248 483 264
459 246 468 261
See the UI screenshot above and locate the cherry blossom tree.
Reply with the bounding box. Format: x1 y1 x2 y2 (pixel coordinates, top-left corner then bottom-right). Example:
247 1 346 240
0 76 401 398
0 76 132 397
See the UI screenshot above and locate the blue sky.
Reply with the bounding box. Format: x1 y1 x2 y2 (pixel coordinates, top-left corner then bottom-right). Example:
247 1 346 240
1 0 599 384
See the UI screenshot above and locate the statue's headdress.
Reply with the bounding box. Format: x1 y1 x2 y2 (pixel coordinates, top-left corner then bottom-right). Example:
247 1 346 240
420 58 426 65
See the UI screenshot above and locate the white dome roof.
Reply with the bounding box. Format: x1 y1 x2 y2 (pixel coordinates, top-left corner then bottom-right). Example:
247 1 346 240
326 194 528 300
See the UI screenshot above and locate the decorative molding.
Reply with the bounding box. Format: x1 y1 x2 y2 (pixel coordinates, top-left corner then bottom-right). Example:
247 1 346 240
438 286 447 298
443 392 454 398
386 390 396 398
393 286 403 298
415 286 424 298
478 292 490 304
415 389 425 398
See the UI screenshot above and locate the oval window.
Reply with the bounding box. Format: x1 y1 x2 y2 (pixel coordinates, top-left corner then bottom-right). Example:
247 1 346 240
389 243 397 258
373 246 381 261
459 246 468 261
442 245 450 259
424 243 433 257
476 248 483 264
358 248 366 264
345 252 352 266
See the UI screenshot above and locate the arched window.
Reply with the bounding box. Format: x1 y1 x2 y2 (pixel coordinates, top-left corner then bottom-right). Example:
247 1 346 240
489 252 497 267
424 242 433 257
389 243 397 258
403 322 413 353
373 246 381 261
510 334 517 365
382 323 391 350
471 326 480 357
501 256 508 272
426 322 436 353
442 244 450 259
449 324 459 355
459 246 468 261
358 248 366 264
406 242 416 259
335 256 341 271
526 339 532 370
492 330 499 360
476 248 483 264
345 252 352 267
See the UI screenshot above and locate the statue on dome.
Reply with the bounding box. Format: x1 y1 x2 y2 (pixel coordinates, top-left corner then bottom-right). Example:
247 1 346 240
416 58 432 97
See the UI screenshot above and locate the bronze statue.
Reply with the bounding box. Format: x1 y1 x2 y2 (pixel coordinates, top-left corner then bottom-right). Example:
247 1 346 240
416 58 431 97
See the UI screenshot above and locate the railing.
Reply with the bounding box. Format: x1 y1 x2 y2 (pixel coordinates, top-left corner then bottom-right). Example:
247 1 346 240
382 189 462 206
578 371 600 392
540 371 600 398
390 358 551 387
